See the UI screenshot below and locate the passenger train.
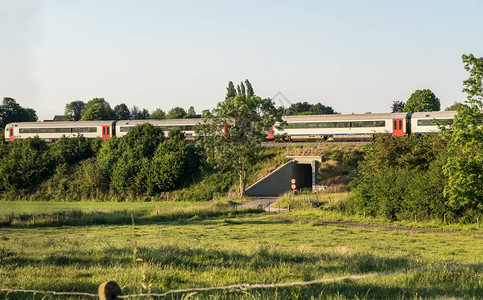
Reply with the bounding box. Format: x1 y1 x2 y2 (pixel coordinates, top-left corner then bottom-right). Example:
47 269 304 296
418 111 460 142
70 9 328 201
4 111 457 142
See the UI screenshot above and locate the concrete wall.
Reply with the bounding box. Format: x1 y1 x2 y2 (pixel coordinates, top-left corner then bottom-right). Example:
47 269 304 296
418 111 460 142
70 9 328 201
245 160 314 197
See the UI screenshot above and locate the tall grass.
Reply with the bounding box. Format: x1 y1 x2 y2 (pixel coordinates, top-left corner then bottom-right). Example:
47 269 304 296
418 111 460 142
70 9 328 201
0 200 263 227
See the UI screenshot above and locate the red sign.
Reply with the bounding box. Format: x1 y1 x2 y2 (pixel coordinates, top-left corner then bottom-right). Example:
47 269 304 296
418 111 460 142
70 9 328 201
291 184 296 190
291 179 296 184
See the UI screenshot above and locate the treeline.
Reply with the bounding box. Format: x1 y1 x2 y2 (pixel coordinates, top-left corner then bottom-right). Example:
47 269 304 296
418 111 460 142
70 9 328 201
347 54 483 224
64 98 201 121
0 124 203 201
346 133 481 224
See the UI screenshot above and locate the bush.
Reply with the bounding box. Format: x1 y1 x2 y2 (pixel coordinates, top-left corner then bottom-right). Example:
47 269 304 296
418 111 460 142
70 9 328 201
349 134 453 222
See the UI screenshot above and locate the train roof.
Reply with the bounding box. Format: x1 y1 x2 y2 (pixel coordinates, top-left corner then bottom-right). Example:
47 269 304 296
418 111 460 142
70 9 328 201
6 120 116 127
411 111 457 119
116 119 201 126
281 112 410 122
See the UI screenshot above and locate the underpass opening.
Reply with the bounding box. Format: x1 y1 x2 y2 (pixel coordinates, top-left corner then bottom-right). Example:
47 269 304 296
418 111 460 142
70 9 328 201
292 163 313 191
244 160 319 197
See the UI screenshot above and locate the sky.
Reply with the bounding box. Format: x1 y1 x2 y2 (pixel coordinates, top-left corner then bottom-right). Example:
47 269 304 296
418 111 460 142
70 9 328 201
2 0 483 121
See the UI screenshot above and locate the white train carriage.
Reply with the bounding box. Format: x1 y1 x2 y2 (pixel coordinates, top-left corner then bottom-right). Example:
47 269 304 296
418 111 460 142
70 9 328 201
275 113 410 140
115 119 200 140
410 111 457 134
4 121 116 142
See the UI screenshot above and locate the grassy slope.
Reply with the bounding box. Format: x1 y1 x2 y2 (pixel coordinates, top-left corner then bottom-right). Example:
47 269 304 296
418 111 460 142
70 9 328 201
0 203 482 299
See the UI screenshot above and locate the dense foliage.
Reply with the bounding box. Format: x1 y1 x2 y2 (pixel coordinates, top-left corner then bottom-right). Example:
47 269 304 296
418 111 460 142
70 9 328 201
442 54 483 222
351 55 482 224
0 124 200 201
350 134 454 222
285 101 337 115
403 89 441 113
0 97 37 128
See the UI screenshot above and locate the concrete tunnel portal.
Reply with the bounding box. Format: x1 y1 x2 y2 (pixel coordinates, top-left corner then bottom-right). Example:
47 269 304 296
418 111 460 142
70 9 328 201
244 150 322 197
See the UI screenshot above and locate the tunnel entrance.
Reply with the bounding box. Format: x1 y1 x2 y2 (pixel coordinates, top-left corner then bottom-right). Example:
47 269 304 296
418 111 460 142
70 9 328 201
244 148 322 197
292 163 313 191
244 159 320 197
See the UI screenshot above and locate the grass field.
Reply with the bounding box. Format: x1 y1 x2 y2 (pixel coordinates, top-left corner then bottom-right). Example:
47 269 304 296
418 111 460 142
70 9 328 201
0 200 482 299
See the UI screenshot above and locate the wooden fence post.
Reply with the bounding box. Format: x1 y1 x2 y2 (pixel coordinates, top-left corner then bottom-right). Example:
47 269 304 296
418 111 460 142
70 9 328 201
98 281 121 300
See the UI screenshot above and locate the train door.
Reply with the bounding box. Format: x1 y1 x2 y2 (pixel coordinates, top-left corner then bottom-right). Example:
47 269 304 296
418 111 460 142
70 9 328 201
102 126 111 140
9 127 14 141
392 119 404 136
267 126 274 139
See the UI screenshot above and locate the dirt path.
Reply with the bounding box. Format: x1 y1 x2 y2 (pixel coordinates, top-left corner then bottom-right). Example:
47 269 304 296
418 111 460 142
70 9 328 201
276 217 483 236
240 197 290 213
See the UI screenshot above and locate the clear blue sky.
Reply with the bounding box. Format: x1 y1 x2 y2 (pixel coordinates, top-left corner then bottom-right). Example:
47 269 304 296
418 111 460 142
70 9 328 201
2 0 483 120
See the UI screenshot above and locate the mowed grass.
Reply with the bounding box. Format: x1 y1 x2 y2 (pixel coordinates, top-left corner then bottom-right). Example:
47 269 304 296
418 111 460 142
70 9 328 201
0 200 482 299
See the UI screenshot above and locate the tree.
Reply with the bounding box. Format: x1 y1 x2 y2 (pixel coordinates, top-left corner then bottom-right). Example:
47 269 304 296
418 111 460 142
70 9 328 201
245 79 254 98
0 97 38 127
226 81 236 99
309 103 336 115
285 102 312 115
403 89 441 113
98 123 166 195
150 135 188 192
391 101 405 113
114 103 131 120
64 100 86 121
196 81 285 197
166 107 187 119
81 103 113 121
80 98 115 120
130 106 149 119
149 108 166 120
284 102 336 115
186 106 197 118
445 102 466 111
443 54 483 222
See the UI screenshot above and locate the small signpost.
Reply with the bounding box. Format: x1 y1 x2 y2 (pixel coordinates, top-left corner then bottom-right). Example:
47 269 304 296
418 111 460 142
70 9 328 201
290 178 296 202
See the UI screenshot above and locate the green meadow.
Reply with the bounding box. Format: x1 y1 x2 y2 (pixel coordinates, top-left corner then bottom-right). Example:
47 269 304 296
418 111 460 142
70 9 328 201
0 200 481 299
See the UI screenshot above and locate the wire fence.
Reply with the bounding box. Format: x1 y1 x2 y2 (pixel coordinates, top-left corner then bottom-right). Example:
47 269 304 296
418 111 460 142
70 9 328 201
1 263 481 299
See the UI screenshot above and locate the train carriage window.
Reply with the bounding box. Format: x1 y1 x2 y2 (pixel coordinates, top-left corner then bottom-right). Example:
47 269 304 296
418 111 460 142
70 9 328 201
375 121 385 127
417 119 454 126
337 122 349 128
417 119 432 126
106 127 110 135
394 120 397 130
352 121 363 127
306 123 317 128
318 122 328 128
399 120 403 130
120 126 133 132
327 122 337 128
